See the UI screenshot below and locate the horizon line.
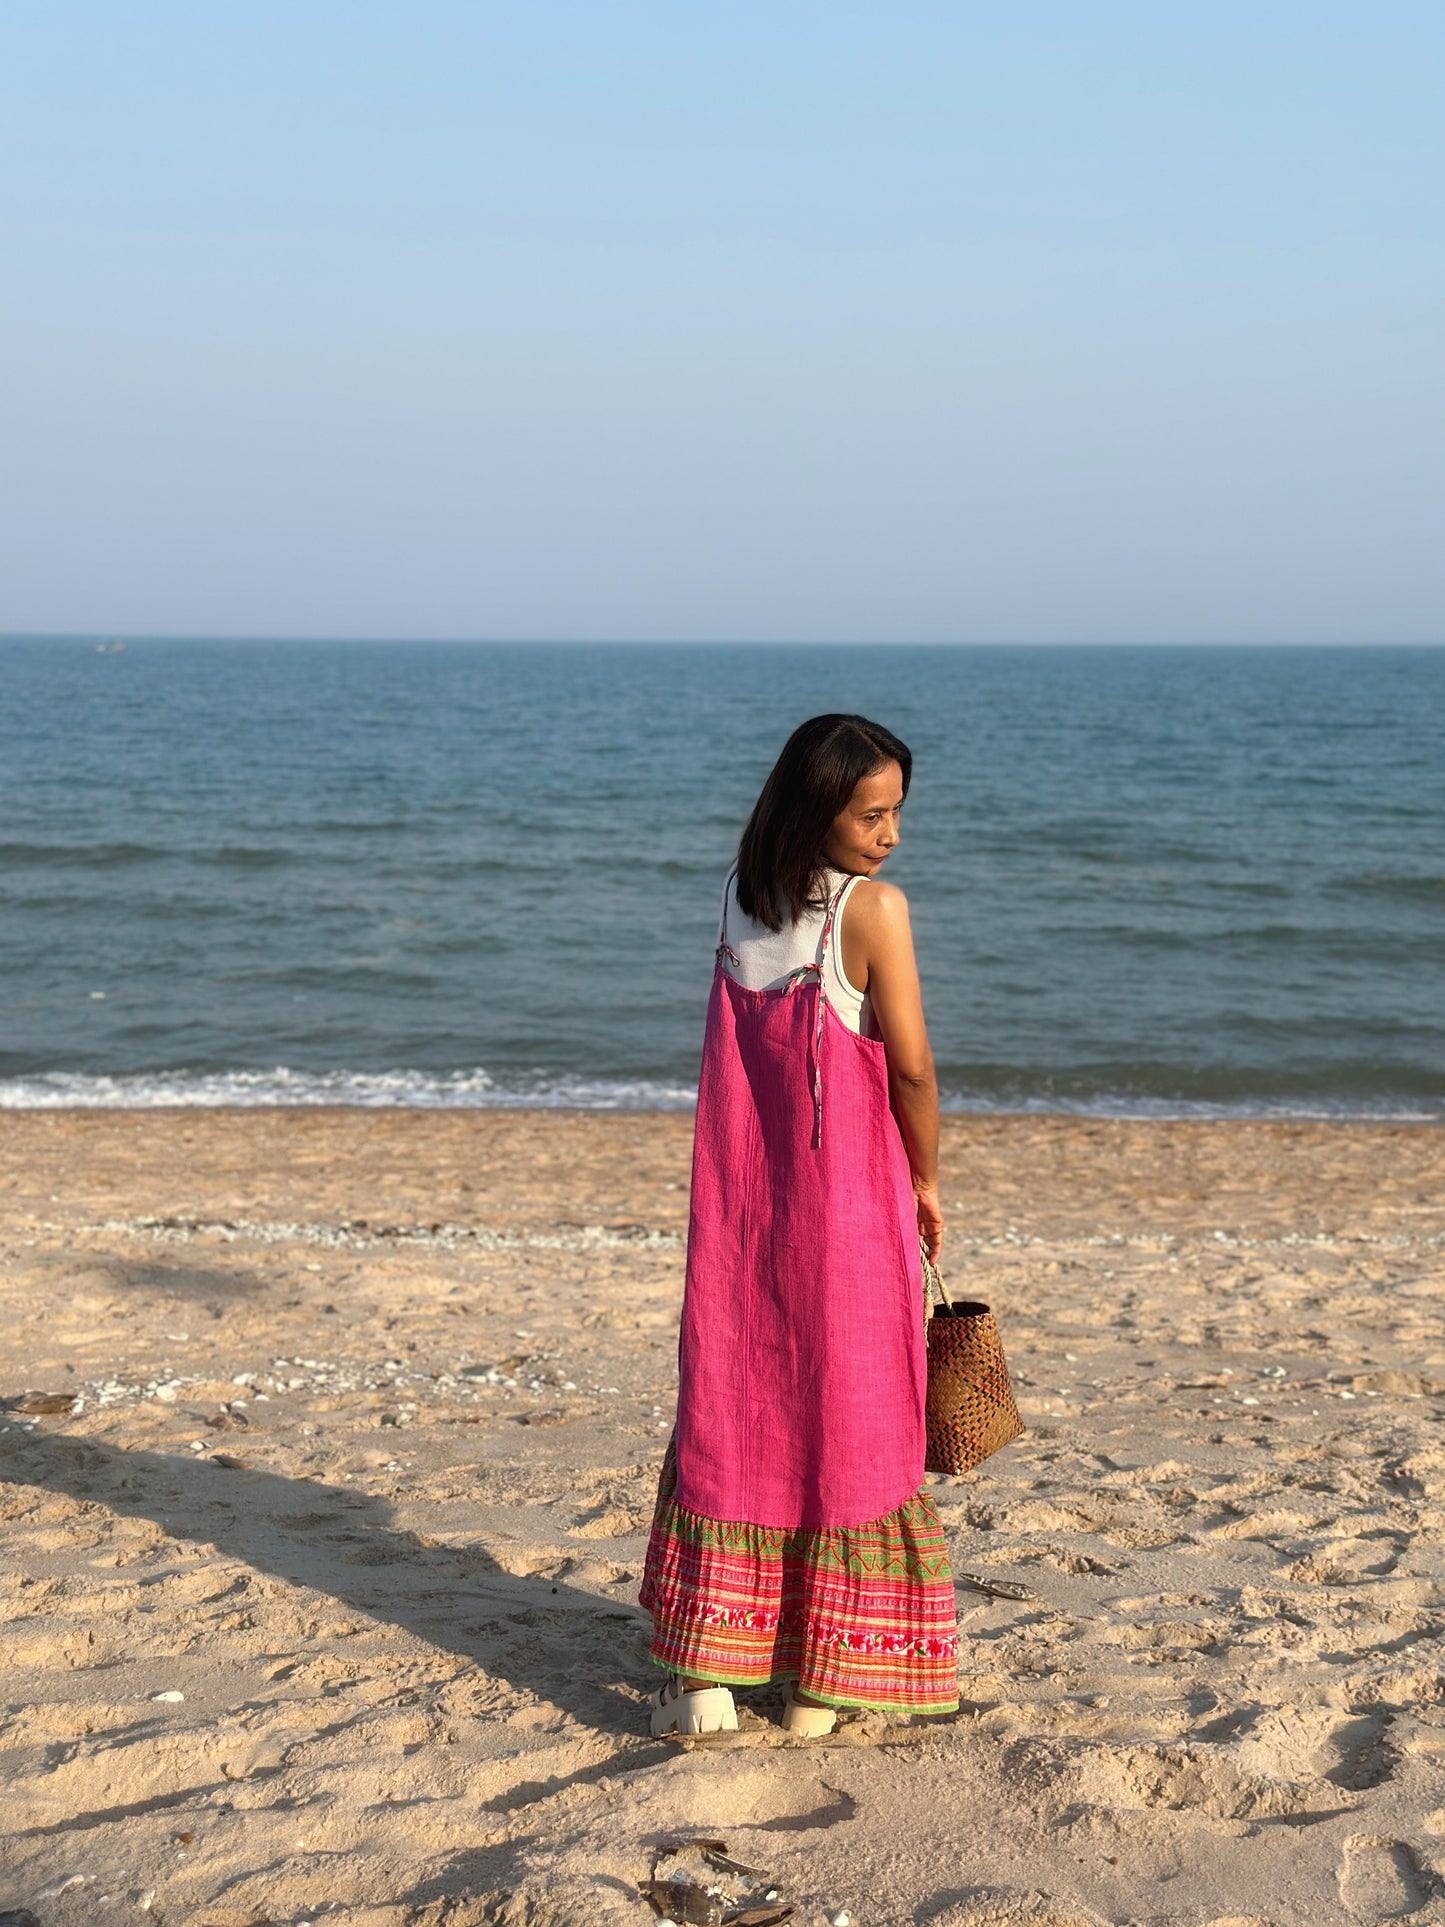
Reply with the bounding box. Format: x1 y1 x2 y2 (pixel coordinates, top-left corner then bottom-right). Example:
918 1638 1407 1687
4 632 1444 650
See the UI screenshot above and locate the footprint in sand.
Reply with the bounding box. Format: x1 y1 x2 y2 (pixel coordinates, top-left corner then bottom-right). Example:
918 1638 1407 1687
569 1505 642 1538
1338 1835 1434 1919
926 1897 1111 1927
1235 1702 1395 1790
1070 1741 1350 1821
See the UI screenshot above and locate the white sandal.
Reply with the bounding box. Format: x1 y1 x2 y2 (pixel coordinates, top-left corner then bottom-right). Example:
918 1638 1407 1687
781 1685 837 1737
650 1675 739 1736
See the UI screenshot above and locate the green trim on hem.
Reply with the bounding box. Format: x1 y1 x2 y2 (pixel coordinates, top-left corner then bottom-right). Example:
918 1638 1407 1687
645 1650 961 1718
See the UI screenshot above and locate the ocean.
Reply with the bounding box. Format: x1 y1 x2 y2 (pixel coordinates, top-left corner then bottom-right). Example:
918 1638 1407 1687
2 639 1441 1118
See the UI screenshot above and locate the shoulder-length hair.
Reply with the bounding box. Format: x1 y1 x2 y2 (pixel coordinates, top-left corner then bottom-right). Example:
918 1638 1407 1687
735 713 912 931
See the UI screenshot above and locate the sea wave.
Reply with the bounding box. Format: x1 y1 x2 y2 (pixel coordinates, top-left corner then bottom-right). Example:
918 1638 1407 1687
0 1067 698 1111
0 1066 1439 1121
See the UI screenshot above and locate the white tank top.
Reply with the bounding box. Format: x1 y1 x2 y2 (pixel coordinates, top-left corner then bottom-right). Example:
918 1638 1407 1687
719 865 878 1038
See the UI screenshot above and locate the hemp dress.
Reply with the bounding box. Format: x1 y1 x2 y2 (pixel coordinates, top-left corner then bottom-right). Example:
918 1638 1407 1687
639 867 959 1713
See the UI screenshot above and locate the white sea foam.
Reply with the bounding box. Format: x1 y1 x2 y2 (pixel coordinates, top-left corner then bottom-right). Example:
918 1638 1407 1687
0 1067 1437 1120
0 1067 698 1111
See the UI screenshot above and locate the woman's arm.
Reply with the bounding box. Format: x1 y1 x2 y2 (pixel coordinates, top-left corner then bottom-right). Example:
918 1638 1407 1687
841 881 943 1260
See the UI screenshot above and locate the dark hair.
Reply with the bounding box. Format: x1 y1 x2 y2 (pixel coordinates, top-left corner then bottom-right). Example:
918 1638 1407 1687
736 713 912 931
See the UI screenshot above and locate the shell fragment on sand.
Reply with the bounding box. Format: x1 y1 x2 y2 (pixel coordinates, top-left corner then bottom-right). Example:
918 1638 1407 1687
644 1840 792 1925
4 1390 77 1414
957 1571 1037 1601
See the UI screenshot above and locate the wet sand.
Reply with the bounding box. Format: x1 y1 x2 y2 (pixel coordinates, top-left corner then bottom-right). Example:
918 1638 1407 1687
2 1109 1444 1926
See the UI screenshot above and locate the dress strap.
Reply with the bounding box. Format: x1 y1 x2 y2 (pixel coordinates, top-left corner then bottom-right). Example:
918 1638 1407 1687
806 873 852 1149
716 869 741 970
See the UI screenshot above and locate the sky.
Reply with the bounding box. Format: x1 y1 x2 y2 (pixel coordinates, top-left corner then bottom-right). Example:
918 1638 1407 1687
1 2 1441 644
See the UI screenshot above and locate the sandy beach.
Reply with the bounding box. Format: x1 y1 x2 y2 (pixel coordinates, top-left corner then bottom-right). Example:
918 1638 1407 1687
2 1108 1444 1926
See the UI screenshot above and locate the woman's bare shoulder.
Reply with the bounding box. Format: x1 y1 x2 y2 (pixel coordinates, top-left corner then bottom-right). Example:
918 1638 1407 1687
842 878 911 927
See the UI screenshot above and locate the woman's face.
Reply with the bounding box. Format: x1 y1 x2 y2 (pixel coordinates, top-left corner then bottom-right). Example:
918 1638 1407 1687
822 760 904 876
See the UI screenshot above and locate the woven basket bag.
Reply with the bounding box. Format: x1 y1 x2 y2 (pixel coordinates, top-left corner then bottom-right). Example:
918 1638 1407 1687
921 1244 1025 1475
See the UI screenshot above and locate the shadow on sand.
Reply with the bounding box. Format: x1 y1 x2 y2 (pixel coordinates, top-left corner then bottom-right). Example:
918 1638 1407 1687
0 1421 662 1749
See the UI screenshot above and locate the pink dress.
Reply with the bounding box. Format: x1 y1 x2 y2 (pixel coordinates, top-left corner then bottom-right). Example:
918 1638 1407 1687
675 872 927 1527
640 871 959 1714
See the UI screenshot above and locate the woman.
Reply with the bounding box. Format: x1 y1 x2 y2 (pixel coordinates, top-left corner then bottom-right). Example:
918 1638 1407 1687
640 713 959 1737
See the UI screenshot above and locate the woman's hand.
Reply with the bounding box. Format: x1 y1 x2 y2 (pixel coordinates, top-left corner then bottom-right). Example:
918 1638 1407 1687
914 1176 943 1263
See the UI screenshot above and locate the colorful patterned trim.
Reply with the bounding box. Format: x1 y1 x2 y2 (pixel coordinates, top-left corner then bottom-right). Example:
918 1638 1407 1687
640 1443 960 1716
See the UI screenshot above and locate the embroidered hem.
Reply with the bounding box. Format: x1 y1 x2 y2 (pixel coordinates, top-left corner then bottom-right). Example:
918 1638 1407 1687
640 1441 960 1715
